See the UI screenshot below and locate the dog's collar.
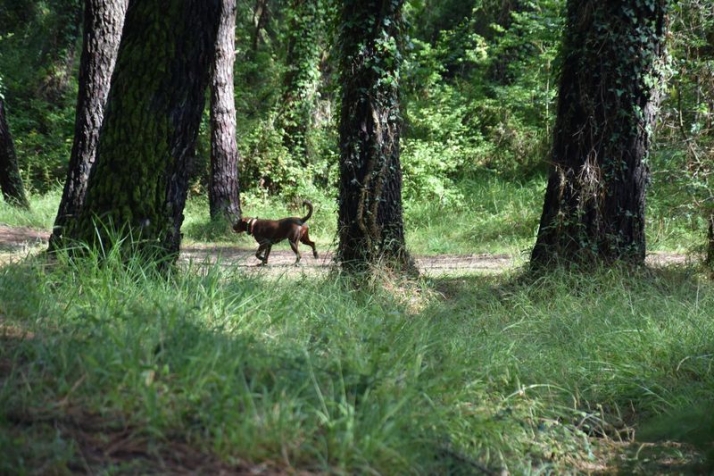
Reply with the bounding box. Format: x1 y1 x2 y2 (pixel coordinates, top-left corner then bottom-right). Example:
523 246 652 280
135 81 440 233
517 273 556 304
247 218 257 236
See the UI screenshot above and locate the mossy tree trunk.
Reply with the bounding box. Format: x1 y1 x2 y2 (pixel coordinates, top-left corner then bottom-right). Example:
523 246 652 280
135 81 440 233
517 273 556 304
50 0 128 249
0 99 30 209
209 0 241 224
63 0 221 263
530 0 669 269
336 0 416 275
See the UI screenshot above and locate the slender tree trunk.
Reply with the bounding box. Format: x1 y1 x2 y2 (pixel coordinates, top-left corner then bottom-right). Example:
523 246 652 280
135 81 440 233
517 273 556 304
251 0 270 54
0 99 30 209
707 214 714 268
337 0 415 275
276 0 322 165
209 0 241 223
63 0 221 263
50 0 128 249
530 0 669 269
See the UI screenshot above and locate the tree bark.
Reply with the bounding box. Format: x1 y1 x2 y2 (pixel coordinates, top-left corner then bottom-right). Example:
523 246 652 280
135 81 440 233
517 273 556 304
63 0 221 263
0 99 30 209
337 0 415 275
704 213 714 272
530 0 669 269
209 0 241 223
50 0 128 249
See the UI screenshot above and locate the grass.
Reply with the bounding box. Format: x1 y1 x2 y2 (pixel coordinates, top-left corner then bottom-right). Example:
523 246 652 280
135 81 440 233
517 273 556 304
2 245 713 474
404 175 544 256
0 188 60 229
1 176 713 473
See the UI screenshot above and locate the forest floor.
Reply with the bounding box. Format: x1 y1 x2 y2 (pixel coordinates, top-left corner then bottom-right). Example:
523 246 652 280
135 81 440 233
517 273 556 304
0 224 706 474
0 224 692 275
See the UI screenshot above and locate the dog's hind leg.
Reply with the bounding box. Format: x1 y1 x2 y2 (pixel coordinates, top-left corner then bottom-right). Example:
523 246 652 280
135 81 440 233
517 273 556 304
300 228 318 259
289 240 301 264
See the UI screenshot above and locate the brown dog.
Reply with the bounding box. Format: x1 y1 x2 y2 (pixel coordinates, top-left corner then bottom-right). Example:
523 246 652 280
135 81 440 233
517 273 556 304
233 200 318 265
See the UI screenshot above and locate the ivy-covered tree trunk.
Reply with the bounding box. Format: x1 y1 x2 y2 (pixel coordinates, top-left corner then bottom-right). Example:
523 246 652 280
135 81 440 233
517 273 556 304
209 0 241 223
276 0 323 165
63 0 220 262
0 99 29 209
336 0 415 275
50 0 127 249
530 0 669 268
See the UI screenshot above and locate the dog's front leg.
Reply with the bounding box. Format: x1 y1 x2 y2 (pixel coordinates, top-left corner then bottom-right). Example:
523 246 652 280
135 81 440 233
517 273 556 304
256 242 269 266
262 244 272 265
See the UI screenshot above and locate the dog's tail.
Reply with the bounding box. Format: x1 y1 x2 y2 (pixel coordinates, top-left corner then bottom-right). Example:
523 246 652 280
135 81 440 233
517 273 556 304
301 200 313 223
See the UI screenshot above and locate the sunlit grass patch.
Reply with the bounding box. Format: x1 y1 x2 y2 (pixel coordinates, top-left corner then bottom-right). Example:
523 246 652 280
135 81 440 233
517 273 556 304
404 175 543 255
0 188 59 229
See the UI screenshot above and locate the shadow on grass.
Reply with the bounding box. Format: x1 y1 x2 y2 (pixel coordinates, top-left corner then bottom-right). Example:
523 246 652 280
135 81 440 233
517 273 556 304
423 265 713 475
1 310 355 474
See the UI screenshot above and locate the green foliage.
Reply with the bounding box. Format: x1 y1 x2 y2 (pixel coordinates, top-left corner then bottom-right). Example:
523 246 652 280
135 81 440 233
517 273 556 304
653 0 714 255
0 188 59 229
0 0 80 192
403 175 543 255
400 1 562 203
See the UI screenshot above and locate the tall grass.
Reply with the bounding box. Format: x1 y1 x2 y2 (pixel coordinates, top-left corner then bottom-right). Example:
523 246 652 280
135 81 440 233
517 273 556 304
1 239 713 473
404 175 544 256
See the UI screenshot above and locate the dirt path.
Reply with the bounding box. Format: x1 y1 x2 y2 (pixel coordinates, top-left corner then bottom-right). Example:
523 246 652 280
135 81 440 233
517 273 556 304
0 224 693 274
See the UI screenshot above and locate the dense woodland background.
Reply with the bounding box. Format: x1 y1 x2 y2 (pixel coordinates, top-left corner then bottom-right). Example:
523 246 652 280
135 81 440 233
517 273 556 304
1 0 712 235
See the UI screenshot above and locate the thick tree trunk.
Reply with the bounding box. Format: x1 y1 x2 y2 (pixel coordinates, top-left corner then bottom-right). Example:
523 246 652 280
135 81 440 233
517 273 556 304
0 99 30 209
530 0 669 269
337 0 415 275
209 0 241 223
50 0 127 249
63 0 221 263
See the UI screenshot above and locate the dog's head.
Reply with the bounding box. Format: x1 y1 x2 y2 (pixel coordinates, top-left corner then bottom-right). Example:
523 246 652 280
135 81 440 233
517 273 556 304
233 218 256 235
233 219 249 234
